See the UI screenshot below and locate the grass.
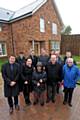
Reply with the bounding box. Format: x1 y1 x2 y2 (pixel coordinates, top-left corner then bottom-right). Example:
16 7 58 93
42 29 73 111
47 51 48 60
0 59 7 72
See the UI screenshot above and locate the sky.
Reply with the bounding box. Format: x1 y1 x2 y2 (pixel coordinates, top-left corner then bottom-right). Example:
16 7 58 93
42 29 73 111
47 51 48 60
0 0 80 34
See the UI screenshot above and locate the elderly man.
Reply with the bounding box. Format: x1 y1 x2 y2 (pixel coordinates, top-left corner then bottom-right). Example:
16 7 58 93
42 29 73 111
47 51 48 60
63 58 79 107
46 55 62 103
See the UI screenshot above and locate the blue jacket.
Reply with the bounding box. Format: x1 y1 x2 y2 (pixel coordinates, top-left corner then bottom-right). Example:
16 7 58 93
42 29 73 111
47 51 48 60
63 64 79 88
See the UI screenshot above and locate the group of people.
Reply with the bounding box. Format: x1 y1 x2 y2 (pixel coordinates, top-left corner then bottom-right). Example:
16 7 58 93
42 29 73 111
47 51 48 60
1 48 80 114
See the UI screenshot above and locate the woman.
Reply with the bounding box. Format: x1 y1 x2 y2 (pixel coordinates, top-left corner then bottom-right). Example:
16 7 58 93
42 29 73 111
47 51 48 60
32 62 47 106
22 58 33 105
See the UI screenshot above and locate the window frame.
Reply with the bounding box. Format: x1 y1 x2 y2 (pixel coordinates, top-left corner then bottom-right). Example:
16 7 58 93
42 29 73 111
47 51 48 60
52 23 57 35
40 17 45 33
0 42 7 57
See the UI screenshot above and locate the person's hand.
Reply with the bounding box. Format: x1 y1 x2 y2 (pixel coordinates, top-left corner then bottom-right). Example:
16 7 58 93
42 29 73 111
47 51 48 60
40 79 43 83
10 81 16 86
37 82 40 87
24 81 28 84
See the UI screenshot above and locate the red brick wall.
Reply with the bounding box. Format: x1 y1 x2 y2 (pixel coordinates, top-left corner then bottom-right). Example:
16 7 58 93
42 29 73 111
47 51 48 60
11 0 62 56
0 23 14 57
0 0 62 57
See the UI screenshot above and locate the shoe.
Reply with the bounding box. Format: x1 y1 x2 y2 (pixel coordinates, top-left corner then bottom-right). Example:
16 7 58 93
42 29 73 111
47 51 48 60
15 105 20 111
52 99 55 103
9 107 13 114
68 103 72 107
40 102 44 106
63 101 67 105
26 101 31 106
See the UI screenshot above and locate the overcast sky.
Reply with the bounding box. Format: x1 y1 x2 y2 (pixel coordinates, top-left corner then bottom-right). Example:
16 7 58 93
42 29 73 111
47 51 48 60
0 0 80 34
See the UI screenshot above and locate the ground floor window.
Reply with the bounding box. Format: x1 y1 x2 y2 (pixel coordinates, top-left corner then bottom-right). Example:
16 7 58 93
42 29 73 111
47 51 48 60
0 43 7 57
50 41 60 51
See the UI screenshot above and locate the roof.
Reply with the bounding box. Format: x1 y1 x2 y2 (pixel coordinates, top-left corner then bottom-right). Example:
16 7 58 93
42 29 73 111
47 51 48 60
0 0 63 26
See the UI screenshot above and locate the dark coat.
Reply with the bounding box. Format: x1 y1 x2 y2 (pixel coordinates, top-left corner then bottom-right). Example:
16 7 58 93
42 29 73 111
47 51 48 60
22 65 33 92
29 55 38 67
1 62 19 97
46 62 62 86
32 71 47 94
16 56 26 92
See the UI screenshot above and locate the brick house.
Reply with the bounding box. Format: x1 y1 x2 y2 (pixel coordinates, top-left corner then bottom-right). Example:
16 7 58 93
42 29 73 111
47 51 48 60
0 0 63 57
61 35 80 56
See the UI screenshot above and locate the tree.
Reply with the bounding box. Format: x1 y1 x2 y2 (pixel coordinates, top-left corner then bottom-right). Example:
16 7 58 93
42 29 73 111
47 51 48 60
61 25 72 35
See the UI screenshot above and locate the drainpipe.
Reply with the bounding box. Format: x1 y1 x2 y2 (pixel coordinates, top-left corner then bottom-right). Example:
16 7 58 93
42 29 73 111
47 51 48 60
32 40 34 50
10 24 15 55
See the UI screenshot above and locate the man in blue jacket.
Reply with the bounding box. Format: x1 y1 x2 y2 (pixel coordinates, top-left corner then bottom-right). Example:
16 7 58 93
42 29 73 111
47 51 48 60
63 58 79 107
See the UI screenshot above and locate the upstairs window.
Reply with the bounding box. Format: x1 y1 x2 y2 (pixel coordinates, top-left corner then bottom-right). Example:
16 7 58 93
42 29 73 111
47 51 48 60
0 23 2 32
40 18 45 32
52 23 57 35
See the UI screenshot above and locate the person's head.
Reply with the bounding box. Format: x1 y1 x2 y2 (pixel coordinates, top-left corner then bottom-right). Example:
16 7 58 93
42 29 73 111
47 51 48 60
9 55 15 64
36 62 43 72
25 58 32 67
30 49 35 56
50 50 55 56
55 50 60 58
66 58 74 67
19 52 24 58
41 48 46 56
50 55 57 64
66 51 72 58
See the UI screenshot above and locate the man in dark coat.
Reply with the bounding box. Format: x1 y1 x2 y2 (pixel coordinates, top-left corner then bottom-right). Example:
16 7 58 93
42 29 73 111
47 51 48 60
16 52 25 92
22 58 33 106
29 49 38 68
46 55 62 103
1 55 20 114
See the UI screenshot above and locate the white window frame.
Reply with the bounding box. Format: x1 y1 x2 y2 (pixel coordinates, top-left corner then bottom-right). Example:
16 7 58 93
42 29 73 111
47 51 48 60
0 24 2 32
40 18 45 33
51 41 60 50
52 23 57 35
0 43 7 57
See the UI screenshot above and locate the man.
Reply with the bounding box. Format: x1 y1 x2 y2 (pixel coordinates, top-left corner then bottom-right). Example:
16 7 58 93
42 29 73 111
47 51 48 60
55 50 63 94
63 58 79 107
46 55 62 103
16 52 25 92
1 55 20 114
38 48 49 69
29 49 38 68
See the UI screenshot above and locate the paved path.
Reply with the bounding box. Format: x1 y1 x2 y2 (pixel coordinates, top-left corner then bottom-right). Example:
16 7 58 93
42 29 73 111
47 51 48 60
0 83 80 120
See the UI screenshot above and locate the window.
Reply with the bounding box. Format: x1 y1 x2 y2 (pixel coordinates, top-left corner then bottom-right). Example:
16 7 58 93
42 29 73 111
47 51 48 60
0 24 2 32
40 18 45 32
52 23 57 35
50 41 60 50
0 43 7 56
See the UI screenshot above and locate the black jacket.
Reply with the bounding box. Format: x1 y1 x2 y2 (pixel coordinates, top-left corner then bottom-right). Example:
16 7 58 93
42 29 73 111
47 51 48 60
1 62 19 97
32 71 47 94
46 62 62 85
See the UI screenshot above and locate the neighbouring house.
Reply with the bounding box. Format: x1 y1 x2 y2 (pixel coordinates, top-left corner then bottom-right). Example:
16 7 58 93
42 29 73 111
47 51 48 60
0 0 63 58
61 35 80 56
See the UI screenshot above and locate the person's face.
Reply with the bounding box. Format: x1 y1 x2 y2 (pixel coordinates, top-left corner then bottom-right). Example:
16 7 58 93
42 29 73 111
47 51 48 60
50 55 57 64
26 59 32 67
50 51 55 55
19 53 24 58
41 49 46 56
9 56 15 64
37 66 42 72
67 58 73 67
66 52 71 58
55 51 60 57
31 50 34 56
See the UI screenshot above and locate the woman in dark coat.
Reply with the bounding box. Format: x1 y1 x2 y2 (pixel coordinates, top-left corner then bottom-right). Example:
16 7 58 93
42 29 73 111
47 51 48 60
32 62 47 106
22 58 33 105
1 55 20 114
